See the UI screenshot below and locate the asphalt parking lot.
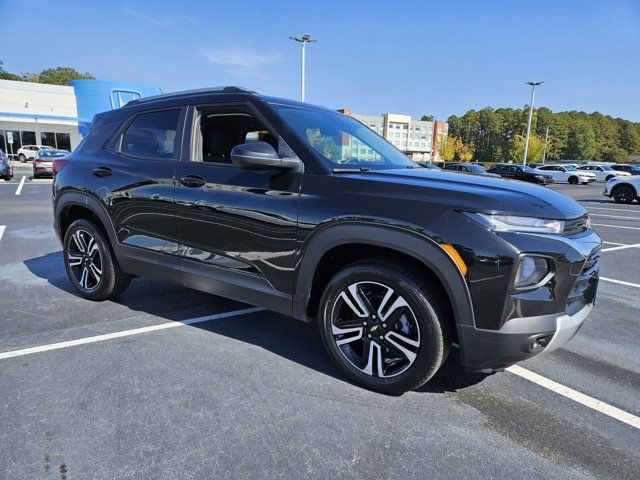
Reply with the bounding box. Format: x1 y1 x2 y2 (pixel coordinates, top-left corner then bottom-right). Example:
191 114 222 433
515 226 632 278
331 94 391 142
1 165 639 479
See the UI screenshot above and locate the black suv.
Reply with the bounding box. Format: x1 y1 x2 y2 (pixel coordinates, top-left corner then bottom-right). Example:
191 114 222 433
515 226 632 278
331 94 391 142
487 163 554 185
52 87 601 393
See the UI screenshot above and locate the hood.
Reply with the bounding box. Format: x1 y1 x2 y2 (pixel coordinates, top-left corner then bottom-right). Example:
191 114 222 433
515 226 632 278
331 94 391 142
339 168 587 219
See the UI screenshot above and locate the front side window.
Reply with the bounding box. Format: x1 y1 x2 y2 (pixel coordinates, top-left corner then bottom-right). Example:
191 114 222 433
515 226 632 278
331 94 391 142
121 109 181 159
272 105 416 169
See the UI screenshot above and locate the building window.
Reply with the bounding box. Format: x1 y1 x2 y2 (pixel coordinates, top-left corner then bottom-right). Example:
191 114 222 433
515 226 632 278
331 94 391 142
40 132 57 148
21 131 36 146
56 133 71 151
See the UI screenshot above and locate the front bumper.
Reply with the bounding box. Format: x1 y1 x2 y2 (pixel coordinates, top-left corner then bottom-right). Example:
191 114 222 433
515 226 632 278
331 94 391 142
459 302 593 370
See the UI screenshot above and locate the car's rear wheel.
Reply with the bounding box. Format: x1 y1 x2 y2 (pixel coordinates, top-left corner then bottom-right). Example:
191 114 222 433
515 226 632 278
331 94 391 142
63 219 132 300
568 176 578 184
318 259 451 394
612 185 636 204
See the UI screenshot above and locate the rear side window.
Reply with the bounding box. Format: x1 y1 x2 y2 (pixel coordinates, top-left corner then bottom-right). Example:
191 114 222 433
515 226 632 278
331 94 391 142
121 109 181 159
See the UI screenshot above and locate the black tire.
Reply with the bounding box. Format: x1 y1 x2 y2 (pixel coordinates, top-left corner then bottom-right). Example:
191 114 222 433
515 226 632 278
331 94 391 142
581 182 588 185
612 185 636 204
318 258 452 394
568 176 578 185
32 172 38 179
18 154 26 163
63 218 132 300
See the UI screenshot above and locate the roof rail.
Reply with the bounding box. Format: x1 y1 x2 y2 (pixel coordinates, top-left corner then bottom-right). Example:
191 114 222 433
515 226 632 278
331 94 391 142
125 86 258 106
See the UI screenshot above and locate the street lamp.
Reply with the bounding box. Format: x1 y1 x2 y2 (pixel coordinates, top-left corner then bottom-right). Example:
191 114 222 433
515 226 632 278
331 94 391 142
522 81 544 165
289 34 316 102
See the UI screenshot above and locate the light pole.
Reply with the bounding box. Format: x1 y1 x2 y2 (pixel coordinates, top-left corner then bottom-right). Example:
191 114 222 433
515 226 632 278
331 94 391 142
289 34 316 102
542 125 549 164
522 81 543 165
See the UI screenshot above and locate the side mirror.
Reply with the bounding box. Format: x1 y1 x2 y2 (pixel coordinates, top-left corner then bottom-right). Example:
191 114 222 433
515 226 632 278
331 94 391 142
231 141 301 171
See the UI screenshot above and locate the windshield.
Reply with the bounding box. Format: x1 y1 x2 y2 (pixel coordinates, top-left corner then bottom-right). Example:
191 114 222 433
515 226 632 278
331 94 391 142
521 165 535 173
468 165 485 173
40 150 69 158
271 104 417 169
600 165 614 171
564 165 578 171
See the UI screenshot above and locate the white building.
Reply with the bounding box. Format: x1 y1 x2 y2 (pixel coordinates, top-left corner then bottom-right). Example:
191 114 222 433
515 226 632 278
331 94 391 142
0 79 161 158
339 109 448 162
0 80 81 155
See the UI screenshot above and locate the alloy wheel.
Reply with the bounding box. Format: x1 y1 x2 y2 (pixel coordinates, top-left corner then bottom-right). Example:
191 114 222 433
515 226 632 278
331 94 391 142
614 186 633 204
330 281 421 378
67 229 103 290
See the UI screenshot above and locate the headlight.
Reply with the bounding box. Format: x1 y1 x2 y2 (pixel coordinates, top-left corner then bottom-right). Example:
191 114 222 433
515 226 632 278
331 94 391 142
468 213 565 234
513 255 552 289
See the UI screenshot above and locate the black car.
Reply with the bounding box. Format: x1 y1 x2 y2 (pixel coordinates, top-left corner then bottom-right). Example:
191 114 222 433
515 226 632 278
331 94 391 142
443 162 500 177
487 164 554 185
611 164 640 175
52 87 601 393
0 149 13 181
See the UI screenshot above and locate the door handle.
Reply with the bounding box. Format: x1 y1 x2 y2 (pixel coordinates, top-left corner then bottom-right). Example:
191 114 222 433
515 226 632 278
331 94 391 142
179 175 206 188
93 167 112 178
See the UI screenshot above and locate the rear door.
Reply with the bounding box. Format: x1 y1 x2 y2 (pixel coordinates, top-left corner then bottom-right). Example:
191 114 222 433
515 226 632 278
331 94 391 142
173 103 302 312
85 107 185 280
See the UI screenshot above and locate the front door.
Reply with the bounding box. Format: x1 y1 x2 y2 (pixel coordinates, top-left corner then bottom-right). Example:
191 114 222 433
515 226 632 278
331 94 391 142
173 104 302 313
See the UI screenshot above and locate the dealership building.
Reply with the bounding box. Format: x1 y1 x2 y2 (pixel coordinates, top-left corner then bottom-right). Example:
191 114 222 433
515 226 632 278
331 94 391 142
338 109 448 162
0 79 161 157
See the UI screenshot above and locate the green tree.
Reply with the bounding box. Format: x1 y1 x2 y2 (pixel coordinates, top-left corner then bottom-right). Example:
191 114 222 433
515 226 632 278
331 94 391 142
0 60 22 81
566 120 596 159
420 115 435 122
510 134 546 163
36 67 94 85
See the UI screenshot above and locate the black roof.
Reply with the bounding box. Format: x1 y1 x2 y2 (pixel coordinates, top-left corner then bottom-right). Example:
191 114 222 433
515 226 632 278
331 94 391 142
125 86 258 106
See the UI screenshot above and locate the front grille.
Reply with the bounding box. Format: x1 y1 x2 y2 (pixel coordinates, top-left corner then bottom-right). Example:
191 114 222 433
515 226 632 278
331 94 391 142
563 214 590 236
566 248 600 310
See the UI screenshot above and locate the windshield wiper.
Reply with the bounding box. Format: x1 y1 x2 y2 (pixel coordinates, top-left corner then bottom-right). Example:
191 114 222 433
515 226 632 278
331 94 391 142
332 167 371 173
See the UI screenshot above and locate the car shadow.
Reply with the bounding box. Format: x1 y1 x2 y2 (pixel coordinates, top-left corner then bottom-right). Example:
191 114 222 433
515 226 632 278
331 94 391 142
24 250 491 394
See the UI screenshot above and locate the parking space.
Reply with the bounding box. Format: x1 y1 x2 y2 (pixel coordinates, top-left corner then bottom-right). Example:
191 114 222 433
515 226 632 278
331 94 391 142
1 176 639 478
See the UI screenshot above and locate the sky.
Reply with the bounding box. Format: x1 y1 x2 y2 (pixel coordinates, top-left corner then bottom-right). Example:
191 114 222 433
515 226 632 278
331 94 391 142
2 0 639 121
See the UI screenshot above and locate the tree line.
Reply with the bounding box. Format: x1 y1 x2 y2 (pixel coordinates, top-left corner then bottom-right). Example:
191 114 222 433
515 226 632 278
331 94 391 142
441 106 640 164
0 60 94 86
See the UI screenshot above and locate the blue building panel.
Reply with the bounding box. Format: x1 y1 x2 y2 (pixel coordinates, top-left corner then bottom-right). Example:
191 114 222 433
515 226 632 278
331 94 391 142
71 79 162 136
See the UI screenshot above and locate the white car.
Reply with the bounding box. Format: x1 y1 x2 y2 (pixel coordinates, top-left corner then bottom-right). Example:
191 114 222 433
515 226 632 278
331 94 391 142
604 176 640 204
578 164 631 182
533 165 597 185
17 145 54 162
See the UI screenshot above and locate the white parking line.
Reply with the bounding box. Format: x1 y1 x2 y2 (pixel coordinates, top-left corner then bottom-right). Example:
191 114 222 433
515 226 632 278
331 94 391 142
600 277 640 289
14 176 25 195
602 241 626 246
601 243 640 252
587 206 640 214
593 223 640 231
590 213 640 220
0 225 5 242
0 306 264 361
507 365 640 430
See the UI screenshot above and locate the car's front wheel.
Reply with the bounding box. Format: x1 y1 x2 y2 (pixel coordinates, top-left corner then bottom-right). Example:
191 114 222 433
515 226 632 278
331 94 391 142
18 154 26 163
318 259 451 394
63 219 132 300
612 185 636 204
568 176 578 184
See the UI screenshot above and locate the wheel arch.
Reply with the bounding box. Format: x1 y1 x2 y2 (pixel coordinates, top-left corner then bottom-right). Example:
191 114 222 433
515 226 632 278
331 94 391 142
55 191 119 249
611 182 638 197
293 222 475 336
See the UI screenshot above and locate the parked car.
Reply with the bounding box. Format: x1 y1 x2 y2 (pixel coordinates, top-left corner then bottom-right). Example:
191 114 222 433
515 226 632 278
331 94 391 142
604 176 640 204
443 163 500 177
17 145 54 162
0 149 13 181
418 162 442 170
611 164 640 175
53 87 601 393
33 149 69 178
533 165 596 184
487 164 553 185
577 164 630 182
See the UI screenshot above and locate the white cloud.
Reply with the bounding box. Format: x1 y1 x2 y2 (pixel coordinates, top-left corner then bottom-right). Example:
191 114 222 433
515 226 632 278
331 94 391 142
201 47 282 78
125 9 194 26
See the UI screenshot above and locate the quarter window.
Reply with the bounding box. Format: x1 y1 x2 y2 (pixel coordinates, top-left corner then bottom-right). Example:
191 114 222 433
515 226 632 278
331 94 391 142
121 109 181 159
